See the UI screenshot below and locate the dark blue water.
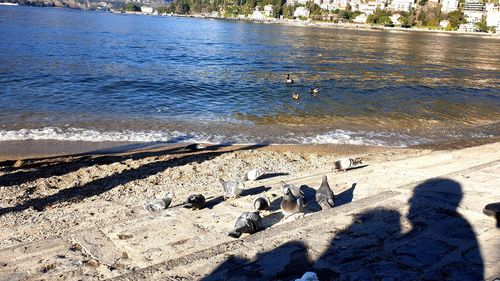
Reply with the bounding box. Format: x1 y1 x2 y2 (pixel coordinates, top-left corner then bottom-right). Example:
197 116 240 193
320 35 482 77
1 6 499 146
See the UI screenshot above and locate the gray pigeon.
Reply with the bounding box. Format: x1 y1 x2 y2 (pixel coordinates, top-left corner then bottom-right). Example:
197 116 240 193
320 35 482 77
228 211 262 238
183 194 205 210
281 181 305 202
334 158 362 171
253 195 271 211
281 183 305 216
144 192 173 212
315 175 335 210
220 178 244 199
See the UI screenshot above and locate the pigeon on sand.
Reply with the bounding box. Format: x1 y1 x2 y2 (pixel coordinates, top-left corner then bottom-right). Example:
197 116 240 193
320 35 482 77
220 178 244 199
315 175 335 210
144 192 173 212
228 211 262 238
183 194 205 210
281 181 305 216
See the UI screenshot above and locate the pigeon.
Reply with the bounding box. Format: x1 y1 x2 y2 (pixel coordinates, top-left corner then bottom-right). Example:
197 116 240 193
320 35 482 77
282 181 305 200
184 143 206 151
286 74 294 84
245 168 264 181
228 211 262 238
281 182 305 216
334 158 362 171
483 202 500 227
315 175 335 210
309 88 320 95
144 192 173 212
220 178 244 199
253 195 271 211
292 92 300 100
183 194 205 210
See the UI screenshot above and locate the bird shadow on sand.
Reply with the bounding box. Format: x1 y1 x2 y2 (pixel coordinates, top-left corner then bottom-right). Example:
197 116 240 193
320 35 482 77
0 144 268 216
255 172 289 181
241 186 271 197
335 183 356 207
205 196 225 209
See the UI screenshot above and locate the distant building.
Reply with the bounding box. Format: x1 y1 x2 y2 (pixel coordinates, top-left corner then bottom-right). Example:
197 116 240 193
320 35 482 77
391 0 413 12
286 0 297 5
353 13 368 22
294 6 311 17
464 1 485 23
464 0 484 11
251 7 266 19
486 4 500 30
359 2 384 15
441 0 458 13
263 4 274 16
140 6 153 14
314 0 322 5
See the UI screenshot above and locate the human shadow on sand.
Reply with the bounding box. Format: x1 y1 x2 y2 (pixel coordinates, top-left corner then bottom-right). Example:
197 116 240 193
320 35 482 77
200 178 484 280
0 144 267 216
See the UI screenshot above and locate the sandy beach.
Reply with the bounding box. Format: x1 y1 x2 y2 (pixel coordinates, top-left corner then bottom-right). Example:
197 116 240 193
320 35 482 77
0 138 499 280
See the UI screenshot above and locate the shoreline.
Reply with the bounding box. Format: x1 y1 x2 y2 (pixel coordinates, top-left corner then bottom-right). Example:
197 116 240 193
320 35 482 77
173 13 500 38
1 136 498 161
2 5 498 38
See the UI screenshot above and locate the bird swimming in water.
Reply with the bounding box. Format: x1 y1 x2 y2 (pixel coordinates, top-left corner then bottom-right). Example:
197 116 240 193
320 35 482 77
309 88 320 95
292 92 300 100
334 158 362 171
280 181 305 216
144 192 173 212
286 74 294 84
228 211 262 238
315 175 335 210
220 178 244 199
253 195 271 211
183 194 205 210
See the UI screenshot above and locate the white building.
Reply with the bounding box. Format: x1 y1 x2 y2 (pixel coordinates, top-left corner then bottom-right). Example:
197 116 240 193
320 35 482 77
464 10 484 23
264 4 274 16
314 0 322 5
294 6 311 17
441 0 458 13
391 0 413 12
486 4 500 30
353 13 368 22
251 7 266 19
140 6 153 14
286 0 297 5
358 2 384 14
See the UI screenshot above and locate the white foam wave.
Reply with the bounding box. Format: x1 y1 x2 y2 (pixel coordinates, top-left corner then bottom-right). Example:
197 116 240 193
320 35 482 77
0 127 435 147
292 129 432 147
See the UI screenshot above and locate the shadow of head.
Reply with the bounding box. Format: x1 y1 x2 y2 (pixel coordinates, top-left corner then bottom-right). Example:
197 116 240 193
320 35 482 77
200 240 312 281
409 178 462 215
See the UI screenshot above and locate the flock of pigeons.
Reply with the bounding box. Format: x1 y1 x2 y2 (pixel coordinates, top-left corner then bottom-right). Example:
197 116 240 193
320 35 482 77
286 74 320 101
144 152 363 239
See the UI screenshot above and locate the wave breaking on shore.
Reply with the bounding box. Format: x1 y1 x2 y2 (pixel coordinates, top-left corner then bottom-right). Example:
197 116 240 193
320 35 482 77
0 126 493 148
